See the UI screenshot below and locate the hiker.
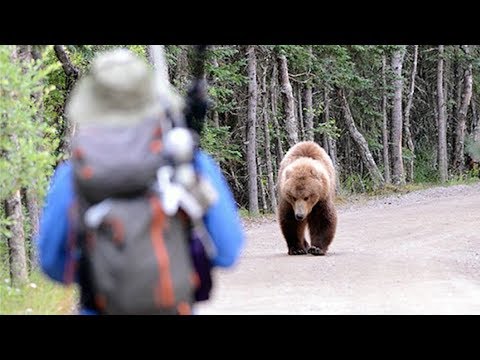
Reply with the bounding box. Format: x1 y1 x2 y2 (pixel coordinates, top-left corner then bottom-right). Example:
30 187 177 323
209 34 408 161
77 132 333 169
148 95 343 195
37 48 245 315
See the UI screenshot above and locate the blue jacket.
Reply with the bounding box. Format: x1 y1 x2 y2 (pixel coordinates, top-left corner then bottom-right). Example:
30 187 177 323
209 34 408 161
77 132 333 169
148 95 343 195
37 150 245 314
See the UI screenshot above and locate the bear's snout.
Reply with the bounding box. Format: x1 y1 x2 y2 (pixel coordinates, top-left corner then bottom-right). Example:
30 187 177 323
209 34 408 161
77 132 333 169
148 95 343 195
295 213 306 221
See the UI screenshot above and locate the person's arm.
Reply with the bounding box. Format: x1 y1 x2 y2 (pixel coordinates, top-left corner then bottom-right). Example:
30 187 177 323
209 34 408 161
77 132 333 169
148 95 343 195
194 151 245 268
37 161 76 284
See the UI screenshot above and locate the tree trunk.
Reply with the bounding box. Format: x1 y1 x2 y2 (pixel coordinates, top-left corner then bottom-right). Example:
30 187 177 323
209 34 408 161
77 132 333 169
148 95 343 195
212 111 220 128
432 85 440 166
454 53 463 120
403 45 418 183
173 45 190 91
23 46 42 269
147 45 169 83
297 84 305 141
4 46 31 284
31 45 42 60
323 89 330 153
277 53 298 147
437 45 449 183
5 191 28 285
262 66 278 212
381 54 391 184
340 89 385 188
271 62 284 168
390 46 407 185
449 55 463 168
329 135 340 193
325 89 340 192
453 45 474 173
257 160 267 213
15 45 32 62
246 46 259 215
472 96 480 142
54 45 79 79
24 191 40 269
54 45 80 157
304 84 314 141
210 46 220 128
345 135 353 177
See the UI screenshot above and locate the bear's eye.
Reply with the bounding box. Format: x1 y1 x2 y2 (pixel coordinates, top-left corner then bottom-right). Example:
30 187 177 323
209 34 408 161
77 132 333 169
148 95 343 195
304 196 309 201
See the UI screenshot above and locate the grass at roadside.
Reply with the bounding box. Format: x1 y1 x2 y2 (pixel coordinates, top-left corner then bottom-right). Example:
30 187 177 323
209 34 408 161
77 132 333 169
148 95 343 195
0 268 78 315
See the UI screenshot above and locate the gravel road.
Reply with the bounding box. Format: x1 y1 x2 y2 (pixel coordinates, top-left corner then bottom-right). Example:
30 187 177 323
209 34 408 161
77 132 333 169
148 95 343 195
196 183 480 315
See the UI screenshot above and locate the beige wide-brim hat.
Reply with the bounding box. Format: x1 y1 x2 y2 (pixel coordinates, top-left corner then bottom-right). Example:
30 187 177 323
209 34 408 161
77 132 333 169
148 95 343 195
66 48 183 128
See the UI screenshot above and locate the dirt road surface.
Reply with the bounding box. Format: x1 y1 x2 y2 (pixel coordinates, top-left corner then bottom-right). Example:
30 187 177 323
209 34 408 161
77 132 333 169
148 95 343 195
196 183 480 315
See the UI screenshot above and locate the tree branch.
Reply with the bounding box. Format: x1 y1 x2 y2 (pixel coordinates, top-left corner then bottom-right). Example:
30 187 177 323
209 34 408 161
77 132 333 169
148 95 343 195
53 45 79 80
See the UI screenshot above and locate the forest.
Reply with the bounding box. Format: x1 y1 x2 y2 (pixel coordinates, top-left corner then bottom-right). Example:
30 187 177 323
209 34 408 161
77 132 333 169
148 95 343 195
1 44 480 289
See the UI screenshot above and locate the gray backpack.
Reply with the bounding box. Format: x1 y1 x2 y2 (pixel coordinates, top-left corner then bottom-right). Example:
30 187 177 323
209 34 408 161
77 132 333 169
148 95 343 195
70 118 198 315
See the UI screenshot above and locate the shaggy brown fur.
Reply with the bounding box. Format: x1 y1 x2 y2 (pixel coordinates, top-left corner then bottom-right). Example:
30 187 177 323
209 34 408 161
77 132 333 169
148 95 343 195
277 141 337 256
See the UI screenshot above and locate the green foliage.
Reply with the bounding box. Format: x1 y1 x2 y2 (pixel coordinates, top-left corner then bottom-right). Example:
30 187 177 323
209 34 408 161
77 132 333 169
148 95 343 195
0 207 12 240
42 49 67 147
342 173 375 194
465 136 480 162
446 172 480 186
0 45 59 240
367 137 384 153
314 117 341 140
206 46 247 114
200 125 243 167
402 147 415 162
63 45 147 72
127 45 147 59
238 207 250 218
413 149 439 183
164 45 181 69
237 206 272 218
277 45 314 75
68 45 125 67
0 205 11 274
310 45 373 91
467 166 480 179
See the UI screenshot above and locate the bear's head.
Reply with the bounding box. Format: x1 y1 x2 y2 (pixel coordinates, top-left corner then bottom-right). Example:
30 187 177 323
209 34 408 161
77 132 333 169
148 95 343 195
281 158 331 221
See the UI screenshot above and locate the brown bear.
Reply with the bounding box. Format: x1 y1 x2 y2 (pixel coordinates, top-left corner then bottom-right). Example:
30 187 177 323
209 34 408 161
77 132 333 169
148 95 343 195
277 141 337 256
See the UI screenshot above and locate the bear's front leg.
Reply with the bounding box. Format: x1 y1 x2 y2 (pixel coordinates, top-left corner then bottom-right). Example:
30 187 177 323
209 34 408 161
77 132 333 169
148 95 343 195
308 201 337 256
278 200 309 255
